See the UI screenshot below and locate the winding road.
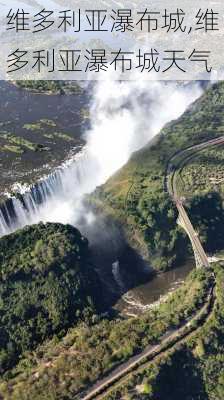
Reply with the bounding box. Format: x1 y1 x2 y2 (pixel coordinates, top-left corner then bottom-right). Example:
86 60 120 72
81 283 215 400
166 135 224 268
80 136 224 400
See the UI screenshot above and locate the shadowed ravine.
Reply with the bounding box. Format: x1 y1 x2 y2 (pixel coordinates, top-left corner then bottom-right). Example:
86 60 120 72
0 80 204 312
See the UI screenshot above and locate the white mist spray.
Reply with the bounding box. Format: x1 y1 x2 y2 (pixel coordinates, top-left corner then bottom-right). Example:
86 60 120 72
0 79 202 236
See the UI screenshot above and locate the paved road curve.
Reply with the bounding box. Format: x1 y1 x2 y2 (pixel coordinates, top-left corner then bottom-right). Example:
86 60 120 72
167 136 224 268
81 136 223 400
81 282 214 400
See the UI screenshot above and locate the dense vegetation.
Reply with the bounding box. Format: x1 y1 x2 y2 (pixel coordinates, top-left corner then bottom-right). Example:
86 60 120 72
93 82 224 271
175 146 224 198
106 263 224 400
0 268 212 399
16 81 82 95
169 139 224 254
0 223 99 373
189 192 224 253
0 82 224 400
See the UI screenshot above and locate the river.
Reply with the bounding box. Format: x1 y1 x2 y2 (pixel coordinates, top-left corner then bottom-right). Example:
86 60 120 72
114 261 194 316
0 81 199 316
0 81 88 198
84 216 195 316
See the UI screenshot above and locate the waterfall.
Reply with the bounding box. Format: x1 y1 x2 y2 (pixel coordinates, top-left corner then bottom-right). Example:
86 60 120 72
112 261 124 291
0 149 95 236
0 80 203 238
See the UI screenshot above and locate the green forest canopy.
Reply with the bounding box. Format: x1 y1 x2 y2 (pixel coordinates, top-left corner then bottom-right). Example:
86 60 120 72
0 222 99 373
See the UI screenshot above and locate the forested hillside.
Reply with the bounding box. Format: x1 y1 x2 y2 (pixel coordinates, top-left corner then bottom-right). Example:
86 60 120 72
0 222 99 373
0 267 213 399
102 264 224 400
93 82 224 271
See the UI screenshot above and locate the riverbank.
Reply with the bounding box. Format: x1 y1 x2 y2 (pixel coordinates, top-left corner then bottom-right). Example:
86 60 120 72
114 260 194 317
0 266 212 400
0 81 88 201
